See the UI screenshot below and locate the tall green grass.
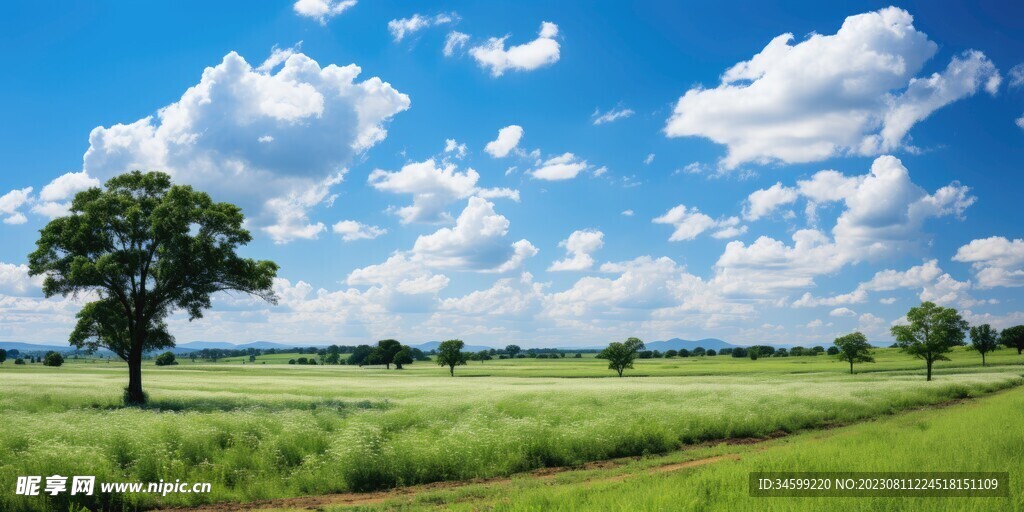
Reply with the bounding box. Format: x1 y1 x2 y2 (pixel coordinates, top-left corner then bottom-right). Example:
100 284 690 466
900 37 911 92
416 385 1024 512
0 359 1020 511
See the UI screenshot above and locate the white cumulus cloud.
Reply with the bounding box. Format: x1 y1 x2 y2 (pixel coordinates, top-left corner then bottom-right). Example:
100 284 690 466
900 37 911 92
549 229 604 271
332 220 387 241
411 197 537 272
81 50 409 243
469 22 560 77
529 152 589 181
484 125 524 158
954 237 1024 288
368 158 518 224
664 7 1000 169
293 0 357 24
653 204 746 242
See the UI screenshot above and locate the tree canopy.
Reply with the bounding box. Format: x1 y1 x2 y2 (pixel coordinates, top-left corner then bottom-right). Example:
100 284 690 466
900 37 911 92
832 332 874 374
436 339 467 376
1000 325 1024 356
891 302 968 381
370 339 403 369
597 337 644 377
28 171 278 404
393 347 414 369
968 324 999 366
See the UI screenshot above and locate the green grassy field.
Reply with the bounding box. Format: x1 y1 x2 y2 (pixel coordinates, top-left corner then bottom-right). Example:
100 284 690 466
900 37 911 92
363 382 1024 511
0 348 1021 511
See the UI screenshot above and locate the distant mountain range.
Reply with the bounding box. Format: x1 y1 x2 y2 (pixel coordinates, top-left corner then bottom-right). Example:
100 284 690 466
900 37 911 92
643 338 737 351
409 341 493 353
177 341 294 351
0 342 80 354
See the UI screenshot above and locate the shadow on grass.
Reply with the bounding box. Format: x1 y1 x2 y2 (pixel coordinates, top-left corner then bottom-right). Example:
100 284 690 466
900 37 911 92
119 396 391 413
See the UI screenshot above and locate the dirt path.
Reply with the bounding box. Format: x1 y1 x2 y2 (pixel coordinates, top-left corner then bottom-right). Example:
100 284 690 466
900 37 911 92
163 450 750 512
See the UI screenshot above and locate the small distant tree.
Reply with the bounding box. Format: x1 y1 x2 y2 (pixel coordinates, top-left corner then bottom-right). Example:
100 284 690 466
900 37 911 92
248 354 256 363
826 346 840 356
665 349 678 358
891 301 968 381
574 352 583 358
505 344 521 358
731 347 747 358
189 353 197 363
774 348 788 357
638 350 654 359
347 345 374 366
409 348 429 361
154 351 178 366
597 337 644 377
678 348 690 358
476 350 492 363
15 358 26 365
436 339 467 376
833 332 874 374
43 351 64 367
706 349 716 356
790 346 806 356
748 348 759 360
1000 325 1024 359
692 347 706 357
0 349 6 365
393 347 413 369
288 359 296 364
968 324 999 366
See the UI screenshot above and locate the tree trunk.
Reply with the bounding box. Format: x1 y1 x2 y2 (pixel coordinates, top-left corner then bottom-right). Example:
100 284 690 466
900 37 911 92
982 352 986 367
126 348 145 405
125 329 147 405
849 360 854 374
926 359 933 382
449 366 454 377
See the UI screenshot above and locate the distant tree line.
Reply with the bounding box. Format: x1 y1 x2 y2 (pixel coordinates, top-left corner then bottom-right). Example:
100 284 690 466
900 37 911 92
592 302 1024 380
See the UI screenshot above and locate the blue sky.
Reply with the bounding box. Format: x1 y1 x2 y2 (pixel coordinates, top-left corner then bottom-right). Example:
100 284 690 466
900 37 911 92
1 1 1022 347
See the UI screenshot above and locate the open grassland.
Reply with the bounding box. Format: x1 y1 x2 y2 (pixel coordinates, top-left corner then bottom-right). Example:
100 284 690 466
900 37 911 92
360 383 1024 511
51 345 1024 376
0 349 1021 511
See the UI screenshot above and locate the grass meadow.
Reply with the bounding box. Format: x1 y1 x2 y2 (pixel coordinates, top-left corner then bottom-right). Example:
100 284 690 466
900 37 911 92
0 348 1022 511
375 381 1024 511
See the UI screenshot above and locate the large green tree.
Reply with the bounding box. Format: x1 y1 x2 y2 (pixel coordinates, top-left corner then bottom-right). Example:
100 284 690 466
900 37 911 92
1000 325 1024 358
370 339 403 369
393 347 414 369
968 324 999 366
436 339 467 376
832 332 874 374
890 302 968 381
29 171 278 404
597 337 645 377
